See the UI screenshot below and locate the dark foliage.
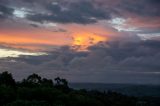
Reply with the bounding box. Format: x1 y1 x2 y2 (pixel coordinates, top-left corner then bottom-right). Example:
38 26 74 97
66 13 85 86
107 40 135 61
0 71 16 87
0 71 159 106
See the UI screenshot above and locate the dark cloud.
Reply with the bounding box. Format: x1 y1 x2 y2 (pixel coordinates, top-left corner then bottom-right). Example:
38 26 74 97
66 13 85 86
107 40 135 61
22 0 53 4
117 0 160 17
1 0 159 25
148 0 160 5
29 23 39 28
27 1 110 24
87 40 160 72
0 4 13 19
1 40 160 84
0 0 10 4
0 0 159 23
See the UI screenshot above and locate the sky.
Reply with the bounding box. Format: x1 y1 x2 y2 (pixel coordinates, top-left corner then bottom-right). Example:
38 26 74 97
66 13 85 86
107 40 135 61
0 0 160 84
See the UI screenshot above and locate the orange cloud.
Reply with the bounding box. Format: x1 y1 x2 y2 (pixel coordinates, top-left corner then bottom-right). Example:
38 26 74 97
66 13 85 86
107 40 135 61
72 32 108 50
0 35 53 45
0 23 114 51
0 30 71 51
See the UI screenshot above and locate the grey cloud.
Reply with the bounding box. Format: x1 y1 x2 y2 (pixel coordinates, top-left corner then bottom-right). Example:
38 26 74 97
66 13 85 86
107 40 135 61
27 1 110 24
117 0 160 17
1 0 160 23
0 4 14 19
88 40 160 72
92 0 160 17
29 23 67 32
0 0 10 4
1 40 160 84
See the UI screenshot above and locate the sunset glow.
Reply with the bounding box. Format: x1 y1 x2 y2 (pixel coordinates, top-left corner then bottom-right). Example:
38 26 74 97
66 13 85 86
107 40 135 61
0 31 108 51
72 32 108 50
0 0 160 85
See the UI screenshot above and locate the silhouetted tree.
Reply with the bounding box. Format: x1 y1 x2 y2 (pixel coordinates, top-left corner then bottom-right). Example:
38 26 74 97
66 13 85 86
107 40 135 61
20 73 42 87
61 78 68 88
20 73 54 88
54 77 69 92
0 72 16 105
0 71 16 87
41 78 54 87
54 77 61 86
26 73 42 84
55 77 68 87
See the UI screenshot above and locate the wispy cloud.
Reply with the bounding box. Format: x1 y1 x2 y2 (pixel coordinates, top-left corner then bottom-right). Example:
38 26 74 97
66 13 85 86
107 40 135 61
0 48 47 58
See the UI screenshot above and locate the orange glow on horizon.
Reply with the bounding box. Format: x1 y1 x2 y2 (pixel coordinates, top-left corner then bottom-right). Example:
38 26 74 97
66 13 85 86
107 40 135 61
0 31 109 51
0 32 70 51
0 34 61 45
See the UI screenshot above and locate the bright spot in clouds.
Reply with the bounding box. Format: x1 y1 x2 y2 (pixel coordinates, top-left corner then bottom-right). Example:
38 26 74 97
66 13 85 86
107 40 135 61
138 33 160 40
0 48 47 58
13 8 29 18
0 11 3 15
52 2 58 5
72 32 108 50
43 22 57 28
110 18 126 25
109 18 140 32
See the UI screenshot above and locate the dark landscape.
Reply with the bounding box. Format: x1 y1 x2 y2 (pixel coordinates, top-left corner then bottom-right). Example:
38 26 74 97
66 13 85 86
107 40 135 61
0 71 160 106
69 83 160 97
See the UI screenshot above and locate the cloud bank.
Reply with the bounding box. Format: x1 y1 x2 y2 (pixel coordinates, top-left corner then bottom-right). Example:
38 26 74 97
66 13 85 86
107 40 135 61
0 40 160 84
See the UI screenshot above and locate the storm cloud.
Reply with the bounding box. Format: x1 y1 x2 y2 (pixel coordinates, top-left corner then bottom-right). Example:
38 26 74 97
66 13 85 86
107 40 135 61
0 4 13 19
117 0 160 17
27 1 110 24
0 40 160 84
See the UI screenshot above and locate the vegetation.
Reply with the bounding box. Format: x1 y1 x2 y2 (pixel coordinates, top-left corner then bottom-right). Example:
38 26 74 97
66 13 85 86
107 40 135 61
0 71 159 106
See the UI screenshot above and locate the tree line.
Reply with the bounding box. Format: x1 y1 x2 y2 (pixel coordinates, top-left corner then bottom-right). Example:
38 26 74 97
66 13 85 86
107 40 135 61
0 71 158 106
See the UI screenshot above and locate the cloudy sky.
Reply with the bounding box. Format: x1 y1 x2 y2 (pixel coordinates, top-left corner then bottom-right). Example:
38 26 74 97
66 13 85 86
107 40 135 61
0 0 160 84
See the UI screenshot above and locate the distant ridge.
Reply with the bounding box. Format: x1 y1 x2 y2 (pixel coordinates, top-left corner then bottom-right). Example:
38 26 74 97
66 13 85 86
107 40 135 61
69 83 160 97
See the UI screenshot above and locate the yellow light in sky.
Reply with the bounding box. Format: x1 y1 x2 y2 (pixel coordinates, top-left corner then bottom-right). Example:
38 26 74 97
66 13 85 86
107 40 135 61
73 36 85 45
72 32 108 50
